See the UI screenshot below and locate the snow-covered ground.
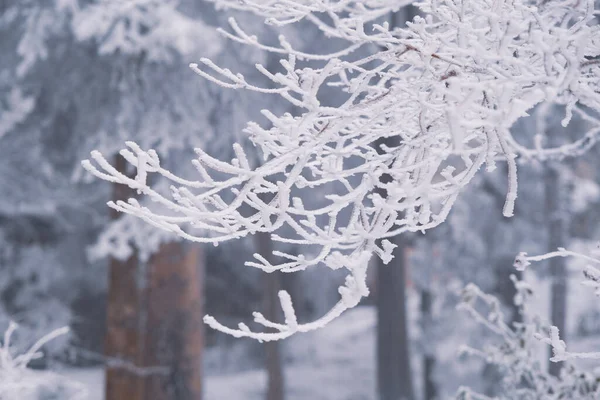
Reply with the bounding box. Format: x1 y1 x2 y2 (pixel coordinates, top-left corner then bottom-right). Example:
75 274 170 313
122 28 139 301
57 268 599 400
65 307 378 400
61 303 475 400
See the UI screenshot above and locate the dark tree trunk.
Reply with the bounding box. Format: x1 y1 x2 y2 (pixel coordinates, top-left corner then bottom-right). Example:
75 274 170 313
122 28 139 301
375 7 419 400
141 241 204 400
105 154 144 399
256 231 285 400
105 155 204 400
377 237 414 400
545 162 567 377
105 250 144 399
374 6 418 394
420 289 436 400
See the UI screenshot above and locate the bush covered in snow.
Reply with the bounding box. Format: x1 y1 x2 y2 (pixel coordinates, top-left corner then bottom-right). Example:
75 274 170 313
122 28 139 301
456 248 600 399
0 323 86 400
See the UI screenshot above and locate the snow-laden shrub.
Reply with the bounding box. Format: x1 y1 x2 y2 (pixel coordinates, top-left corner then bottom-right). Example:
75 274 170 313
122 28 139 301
456 248 600 400
0 323 86 400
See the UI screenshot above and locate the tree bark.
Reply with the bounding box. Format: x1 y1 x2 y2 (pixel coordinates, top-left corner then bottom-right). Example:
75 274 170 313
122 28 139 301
141 241 204 400
105 154 144 399
545 162 567 377
105 251 144 399
256 231 285 400
377 237 414 400
105 155 204 400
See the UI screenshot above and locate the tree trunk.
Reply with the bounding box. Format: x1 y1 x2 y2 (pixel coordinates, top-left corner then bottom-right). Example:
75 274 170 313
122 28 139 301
105 154 144 399
377 237 414 400
545 162 567 377
420 289 436 400
141 241 204 400
374 6 417 391
375 7 419 400
256 231 285 400
105 155 204 400
105 252 144 399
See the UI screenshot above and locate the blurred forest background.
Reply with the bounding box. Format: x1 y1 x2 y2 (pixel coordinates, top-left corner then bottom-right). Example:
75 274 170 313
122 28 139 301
1 1 600 400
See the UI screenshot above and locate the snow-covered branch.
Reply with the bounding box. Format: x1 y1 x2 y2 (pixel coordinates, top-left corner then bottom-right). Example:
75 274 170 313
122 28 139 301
84 0 600 340
515 246 600 363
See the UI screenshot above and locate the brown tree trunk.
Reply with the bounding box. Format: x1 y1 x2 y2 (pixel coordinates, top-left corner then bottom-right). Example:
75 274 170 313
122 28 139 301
105 154 144 399
141 241 204 400
377 237 414 400
545 162 567 377
105 252 144 399
105 155 204 400
256 231 285 400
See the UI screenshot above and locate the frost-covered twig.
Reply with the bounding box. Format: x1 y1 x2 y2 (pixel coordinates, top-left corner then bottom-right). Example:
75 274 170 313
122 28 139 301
0 322 69 370
515 246 600 364
0 322 85 400
457 243 600 398
84 0 600 340
70 346 170 376
456 274 600 399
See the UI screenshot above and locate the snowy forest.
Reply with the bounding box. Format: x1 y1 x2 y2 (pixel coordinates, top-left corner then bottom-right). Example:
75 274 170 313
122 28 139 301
1 0 600 399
